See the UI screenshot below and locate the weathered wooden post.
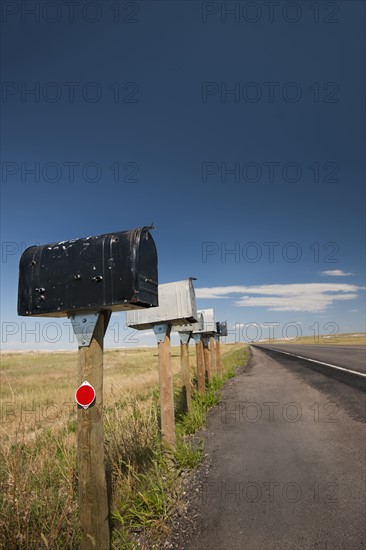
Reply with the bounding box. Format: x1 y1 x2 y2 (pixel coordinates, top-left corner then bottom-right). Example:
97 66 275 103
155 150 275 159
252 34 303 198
215 321 228 378
154 323 175 452
127 279 198 453
192 334 205 393
192 334 206 393
18 227 159 550
210 336 217 376
202 335 212 384
215 336 222 377
179 331 192 413
193 309 216 387
74 311 110 550
175 312 204 407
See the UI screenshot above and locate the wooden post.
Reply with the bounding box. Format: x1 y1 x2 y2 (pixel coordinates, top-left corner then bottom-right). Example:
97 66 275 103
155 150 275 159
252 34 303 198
179 332 192 413
203 336 212 384
77 312 110 550
156 325 176 453
193 335 205 393
210 336 217 377
216 336 222 377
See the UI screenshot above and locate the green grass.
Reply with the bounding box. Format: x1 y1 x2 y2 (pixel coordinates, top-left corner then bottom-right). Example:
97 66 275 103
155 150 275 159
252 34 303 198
111 344 249 547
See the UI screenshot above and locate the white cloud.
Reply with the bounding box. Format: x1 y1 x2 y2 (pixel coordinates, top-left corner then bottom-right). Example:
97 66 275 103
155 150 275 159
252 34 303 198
196 286 250 299
196 283 362 312
320 270 353 276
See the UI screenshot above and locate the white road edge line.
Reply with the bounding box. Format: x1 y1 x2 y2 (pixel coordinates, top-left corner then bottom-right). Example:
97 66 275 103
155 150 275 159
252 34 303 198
254 346 366 378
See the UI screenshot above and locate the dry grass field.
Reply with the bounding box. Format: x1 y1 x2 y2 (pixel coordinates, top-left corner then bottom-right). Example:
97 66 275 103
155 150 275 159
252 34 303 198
1 345 245 439
0 342 249 549
258 332 366 346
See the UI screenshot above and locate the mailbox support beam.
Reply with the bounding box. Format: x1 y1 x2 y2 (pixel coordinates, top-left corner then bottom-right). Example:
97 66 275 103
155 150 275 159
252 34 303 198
76 311 111 550
202 335 212 384
192 334 205 393
154 323 176 454
216 336 222 377
179 331 192 413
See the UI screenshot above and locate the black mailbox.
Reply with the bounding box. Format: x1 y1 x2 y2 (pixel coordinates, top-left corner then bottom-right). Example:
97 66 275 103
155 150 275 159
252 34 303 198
216 321 228 337
18 226 158 317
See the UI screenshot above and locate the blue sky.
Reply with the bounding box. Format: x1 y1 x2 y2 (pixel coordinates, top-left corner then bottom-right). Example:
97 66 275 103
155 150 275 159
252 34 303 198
1 0 365 350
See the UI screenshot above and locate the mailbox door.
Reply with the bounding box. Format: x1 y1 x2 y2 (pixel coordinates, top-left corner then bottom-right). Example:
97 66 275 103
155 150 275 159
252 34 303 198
133 228 159 307
18 227 158 316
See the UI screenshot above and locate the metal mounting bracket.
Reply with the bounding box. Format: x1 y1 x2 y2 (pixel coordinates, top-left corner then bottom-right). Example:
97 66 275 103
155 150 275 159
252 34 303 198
69 311 100 347
201 334 211 348
153 323 169 344
192 333 202 344
179 331 191 345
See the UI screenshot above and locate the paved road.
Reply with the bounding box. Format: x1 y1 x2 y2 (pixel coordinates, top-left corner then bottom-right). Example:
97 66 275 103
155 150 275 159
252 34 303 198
255 344 366 375
185 346 366 550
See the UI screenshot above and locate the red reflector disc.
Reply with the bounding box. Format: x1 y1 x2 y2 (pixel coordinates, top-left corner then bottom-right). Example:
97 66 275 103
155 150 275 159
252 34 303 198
75 381 96 409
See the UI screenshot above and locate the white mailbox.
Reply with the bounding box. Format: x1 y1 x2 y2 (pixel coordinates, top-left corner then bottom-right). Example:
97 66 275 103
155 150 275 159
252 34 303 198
174 311 204 333
126 279 197 330
192 308 216 334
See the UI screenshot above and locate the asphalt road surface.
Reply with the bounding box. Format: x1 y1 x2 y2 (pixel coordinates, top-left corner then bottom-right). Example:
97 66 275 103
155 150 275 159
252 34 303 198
255 344 366 375
185 346 366 550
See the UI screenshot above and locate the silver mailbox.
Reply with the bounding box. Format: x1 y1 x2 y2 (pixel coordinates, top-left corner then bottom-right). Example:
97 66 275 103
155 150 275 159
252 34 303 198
174 311 204 333
126 279 197 330
192 308 216 334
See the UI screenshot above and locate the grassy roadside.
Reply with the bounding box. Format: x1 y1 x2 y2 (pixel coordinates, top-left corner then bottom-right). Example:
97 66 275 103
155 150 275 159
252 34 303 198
0 343 249 549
